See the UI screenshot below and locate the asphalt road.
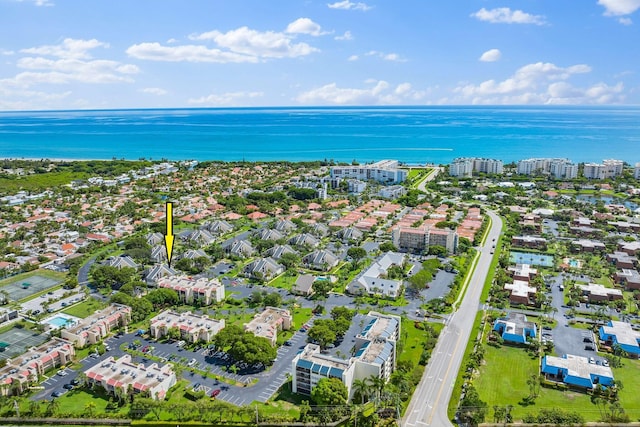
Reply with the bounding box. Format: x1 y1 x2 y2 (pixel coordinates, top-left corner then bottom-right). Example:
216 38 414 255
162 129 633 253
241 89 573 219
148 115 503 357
402 210 502 427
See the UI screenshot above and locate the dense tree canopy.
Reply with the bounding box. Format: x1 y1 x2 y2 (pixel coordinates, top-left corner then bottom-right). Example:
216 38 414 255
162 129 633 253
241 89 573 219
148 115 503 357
311 378 348 406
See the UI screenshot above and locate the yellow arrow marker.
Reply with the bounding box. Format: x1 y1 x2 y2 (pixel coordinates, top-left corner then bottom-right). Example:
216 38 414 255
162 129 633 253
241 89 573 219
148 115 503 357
164 202 175 267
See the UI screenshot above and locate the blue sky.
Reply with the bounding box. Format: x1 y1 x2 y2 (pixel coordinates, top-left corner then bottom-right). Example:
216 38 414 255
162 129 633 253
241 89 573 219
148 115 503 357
1 0 639 110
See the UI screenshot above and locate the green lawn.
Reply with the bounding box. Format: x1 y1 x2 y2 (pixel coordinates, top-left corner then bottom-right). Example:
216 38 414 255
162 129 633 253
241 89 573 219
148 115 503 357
612 358 640 421
268 272 298 290
62 298 108 318
475 345 599 422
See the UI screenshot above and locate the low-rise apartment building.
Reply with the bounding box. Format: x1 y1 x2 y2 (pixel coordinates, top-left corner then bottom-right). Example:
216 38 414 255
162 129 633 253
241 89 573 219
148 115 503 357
347 252 406 299
156 275 225 305
599 321 640 357
542 354 614 390
0 338 75 396
84 354 176 400
578 283 623 303
244 306 292 346
149 310 225 343
512 236 547 250
61 304 131 348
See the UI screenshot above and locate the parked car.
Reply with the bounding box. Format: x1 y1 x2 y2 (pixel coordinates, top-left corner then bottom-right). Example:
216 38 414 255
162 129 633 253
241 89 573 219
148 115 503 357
589 357 596 364
63 383 74 390
52 390 66 397
187 358 197 367
283 341 293 347
70 378 80 386
57 370 67 377
211 389 221 398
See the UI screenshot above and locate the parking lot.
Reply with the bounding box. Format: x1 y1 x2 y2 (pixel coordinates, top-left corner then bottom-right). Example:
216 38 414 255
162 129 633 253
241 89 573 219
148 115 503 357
20 289 85 315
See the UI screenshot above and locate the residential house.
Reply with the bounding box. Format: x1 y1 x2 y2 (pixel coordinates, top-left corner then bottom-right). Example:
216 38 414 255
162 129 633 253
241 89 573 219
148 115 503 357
618 241 640 256
144 264 178 284
179 229 215 246
180 249 208 260
201 220 233 235
274 219 297 233
243 257 284 280
264 244 298 261
146 232 164 246
224 239 255 258
347 252 405 299
103 255 139 270
311 223 329 238
150 246 167 263
256 228 285 242
337 227 364 243
302 249 340 271
292 274 315 296
289 233 320 248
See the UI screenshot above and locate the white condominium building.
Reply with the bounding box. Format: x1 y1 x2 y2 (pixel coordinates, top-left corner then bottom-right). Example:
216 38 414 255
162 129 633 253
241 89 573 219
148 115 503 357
449 158 503 177
156 275 225 305
149 310 225 343
330 160 408 184
244 306 292 346
517 158 578 179
291 311 400 400
61 304 131 348
85 354 176 401
584 159 624 179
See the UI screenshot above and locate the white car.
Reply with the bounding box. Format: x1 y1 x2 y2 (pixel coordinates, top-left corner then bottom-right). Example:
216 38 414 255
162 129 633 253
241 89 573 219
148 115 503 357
589 357 595 364
187 358 197 367
57 370 68 377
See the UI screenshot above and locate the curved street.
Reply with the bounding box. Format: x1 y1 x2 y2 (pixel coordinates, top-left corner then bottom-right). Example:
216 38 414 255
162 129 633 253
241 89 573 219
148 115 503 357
402 210 502 427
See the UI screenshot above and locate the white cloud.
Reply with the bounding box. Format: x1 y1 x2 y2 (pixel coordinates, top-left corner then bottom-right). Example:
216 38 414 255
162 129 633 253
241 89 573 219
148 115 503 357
619 17 633 24
1 38 139 88
15 0 53 6
127 42 257 63
479 48 501 62
297 80 427 105
598 0 640 16
363 50 406 62
21 38 108 59
188 23 319 59
348 54 359 61
453 61 624 104
335 31 353 41
285 18 328 36
140 87 167 96
0 89 70 111
471 7 546 25
0 49 14 56
327 0 372 11
188 91 264 106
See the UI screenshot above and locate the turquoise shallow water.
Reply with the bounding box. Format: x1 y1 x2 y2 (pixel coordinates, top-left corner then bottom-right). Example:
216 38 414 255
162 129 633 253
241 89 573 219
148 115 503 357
0 106 638 163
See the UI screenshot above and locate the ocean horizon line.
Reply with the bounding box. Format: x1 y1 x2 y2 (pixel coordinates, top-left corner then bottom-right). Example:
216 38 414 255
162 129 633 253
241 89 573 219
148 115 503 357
2 104 640 115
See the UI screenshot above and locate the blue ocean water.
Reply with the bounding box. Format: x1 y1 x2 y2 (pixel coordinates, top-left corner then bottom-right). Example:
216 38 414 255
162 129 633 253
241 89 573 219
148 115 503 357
0 106 639 164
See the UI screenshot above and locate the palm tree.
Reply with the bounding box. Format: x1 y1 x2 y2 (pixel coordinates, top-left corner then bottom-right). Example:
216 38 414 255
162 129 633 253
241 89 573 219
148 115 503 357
368 375 386 404
28 401 41 417
46 398 60 417
84 401 97 417
351 378 372 404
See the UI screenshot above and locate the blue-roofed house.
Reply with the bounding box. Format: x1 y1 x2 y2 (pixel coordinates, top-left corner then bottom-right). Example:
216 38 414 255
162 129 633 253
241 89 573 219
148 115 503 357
492 313 537 344
599 320 640 357
541 354 614 390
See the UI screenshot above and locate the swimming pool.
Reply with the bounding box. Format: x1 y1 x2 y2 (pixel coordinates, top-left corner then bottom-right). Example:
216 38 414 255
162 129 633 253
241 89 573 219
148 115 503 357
42 313 79 330
48 316 71 327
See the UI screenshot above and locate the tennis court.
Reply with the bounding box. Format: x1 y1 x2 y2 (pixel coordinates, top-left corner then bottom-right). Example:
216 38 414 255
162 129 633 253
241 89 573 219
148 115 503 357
509 251 554 267
1 275 61 301
0 327 48 360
